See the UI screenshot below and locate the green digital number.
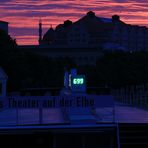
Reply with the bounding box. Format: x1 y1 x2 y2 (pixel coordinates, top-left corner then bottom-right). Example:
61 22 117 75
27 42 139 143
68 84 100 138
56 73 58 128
73 78 84 84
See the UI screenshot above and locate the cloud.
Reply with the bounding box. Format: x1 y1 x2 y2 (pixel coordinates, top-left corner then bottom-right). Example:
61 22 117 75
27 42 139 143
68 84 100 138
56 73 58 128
113 0 128 2
0 0 148 45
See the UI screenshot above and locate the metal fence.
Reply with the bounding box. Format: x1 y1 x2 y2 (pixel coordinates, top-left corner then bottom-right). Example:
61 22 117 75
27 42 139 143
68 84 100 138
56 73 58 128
112 84 148 109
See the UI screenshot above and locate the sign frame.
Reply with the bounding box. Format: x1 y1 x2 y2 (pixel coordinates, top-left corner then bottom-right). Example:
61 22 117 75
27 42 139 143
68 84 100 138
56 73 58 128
71 75 86 93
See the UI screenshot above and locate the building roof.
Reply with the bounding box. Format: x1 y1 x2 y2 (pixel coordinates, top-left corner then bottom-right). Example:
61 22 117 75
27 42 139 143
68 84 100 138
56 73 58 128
0 20 8 24
41 11 126 45
43 27 55 42
73 11 118 36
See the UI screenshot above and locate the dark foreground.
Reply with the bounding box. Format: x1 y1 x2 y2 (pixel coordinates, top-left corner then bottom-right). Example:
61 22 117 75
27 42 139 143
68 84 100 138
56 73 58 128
0 123 148 148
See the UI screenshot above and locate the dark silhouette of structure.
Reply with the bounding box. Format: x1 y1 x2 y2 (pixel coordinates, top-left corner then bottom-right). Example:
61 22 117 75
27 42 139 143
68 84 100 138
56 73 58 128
0 20 8 34
39 11 148 51
38 19 42 45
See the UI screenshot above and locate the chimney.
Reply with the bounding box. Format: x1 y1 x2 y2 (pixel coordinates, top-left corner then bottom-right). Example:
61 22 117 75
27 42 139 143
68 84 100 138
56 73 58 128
39 19 42 45
87 11 95 17
112 15 120 22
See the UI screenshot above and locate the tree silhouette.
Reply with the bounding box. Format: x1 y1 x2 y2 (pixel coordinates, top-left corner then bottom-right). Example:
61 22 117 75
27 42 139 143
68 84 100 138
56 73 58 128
0 29 17 48
96 51 148 88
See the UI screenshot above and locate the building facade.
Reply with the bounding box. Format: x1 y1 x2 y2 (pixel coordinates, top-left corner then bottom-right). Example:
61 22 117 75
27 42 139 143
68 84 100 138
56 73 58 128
0 21 8 33
19 11 148 66
39 11 148 51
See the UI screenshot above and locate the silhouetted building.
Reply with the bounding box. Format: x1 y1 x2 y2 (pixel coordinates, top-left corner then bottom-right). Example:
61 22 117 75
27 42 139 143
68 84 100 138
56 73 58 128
42 25 55 44
0 67 8 97
0 20 8 33
19 11 148 66
38 19 42 45
39 11 148 51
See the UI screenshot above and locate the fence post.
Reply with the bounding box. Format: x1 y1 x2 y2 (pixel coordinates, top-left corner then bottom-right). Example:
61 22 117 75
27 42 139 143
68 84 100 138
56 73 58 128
39 100 43 124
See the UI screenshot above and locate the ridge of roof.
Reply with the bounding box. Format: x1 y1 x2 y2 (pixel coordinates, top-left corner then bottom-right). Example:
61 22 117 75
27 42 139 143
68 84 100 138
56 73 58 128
0 20 8 24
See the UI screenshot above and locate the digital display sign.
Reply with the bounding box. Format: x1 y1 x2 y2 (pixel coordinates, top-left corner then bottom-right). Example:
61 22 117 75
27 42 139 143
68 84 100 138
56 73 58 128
71 75 86 92
73 78 84 85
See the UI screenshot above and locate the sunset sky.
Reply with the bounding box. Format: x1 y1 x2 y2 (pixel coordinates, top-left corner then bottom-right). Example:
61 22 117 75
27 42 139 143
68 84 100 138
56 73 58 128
0 0 148 45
